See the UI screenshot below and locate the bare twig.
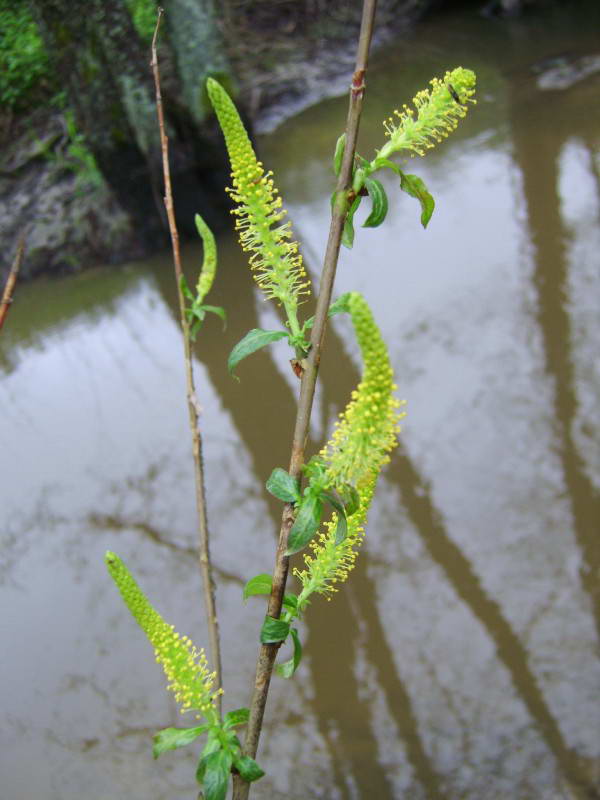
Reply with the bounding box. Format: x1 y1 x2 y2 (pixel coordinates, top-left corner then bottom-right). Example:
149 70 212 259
232 1 378 796
150 8 222 714
0 233 25 332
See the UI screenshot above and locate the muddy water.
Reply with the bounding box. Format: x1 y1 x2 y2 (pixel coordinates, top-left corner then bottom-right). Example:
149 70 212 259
1 3 599 799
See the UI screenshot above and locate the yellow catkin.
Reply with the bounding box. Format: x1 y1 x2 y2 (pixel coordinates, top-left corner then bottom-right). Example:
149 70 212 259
206 78 311 317
377 67 476 160
295 293 405 607
105 552 222 722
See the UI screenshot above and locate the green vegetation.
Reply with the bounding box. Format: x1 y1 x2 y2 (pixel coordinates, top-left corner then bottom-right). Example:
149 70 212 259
125 0 159 42
0 1 50 111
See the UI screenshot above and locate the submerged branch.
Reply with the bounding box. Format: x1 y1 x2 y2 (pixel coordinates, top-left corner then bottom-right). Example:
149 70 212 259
151 9 222 715
232 1 379 796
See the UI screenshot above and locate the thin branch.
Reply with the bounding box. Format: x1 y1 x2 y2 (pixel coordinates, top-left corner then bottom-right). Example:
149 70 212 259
0 233 25 332
233 1 378 796
150 8 222 715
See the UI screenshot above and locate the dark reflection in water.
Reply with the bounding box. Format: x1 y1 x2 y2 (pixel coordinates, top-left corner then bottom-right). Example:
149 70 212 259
1 2 599 799
508 71 600 646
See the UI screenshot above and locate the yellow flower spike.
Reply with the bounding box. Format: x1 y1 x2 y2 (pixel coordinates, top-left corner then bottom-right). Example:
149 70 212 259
206 78 310 339
377 67 476 162
105 552 221 725
295 293 405 609
321 292 404 488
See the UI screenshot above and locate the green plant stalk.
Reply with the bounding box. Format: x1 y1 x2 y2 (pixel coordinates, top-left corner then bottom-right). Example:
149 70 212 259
151 12 222 715
231 2 379 797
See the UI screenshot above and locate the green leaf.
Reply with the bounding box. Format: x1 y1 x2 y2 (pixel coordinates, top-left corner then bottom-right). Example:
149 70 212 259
352 166 367 194
152 725 208 758
399 171 435 228
321 490 344 516
228 328 288 378
363 177 389 228
223 708 250 730
327 292 352 318
201 304 227 327
333 133 345 176
334 513 348 546
320 490 350 545
201 732 222 758
243 574 273 601
224 731 242 750
260 615 290 644
196 734 222 783
282 593 298 613
266 468 301 503
233 754 265 783
286 494 324 555
275 627 303 679
194 212 217 304
339 484 360 517
180 274 194 302
301 291 350 334
373 156 403 177
342 194 361 249
200 750 232 800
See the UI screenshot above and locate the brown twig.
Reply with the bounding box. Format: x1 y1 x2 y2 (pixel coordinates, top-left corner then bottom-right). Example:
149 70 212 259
232 1 378 796
150 8 222 714
0 234 25 332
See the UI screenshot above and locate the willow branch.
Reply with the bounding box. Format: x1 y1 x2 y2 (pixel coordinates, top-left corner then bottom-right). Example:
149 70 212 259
0 233 25 332
151 9 222 715
232 1 378 795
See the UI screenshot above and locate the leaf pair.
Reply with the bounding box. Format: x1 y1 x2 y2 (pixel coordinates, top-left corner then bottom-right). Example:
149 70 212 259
243 573 303 678
265 466 358 555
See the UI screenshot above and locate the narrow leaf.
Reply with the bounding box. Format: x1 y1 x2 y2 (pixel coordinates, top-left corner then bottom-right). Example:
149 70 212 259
233 754 265 783
260 615 290 644
224 731 242 750
243 574 272 601
275 627 303 679
194 212 218 304
333 133 345 176
339 484 360 517
196 735 222 783
320 491 349 545
201 750 232 800
223 708 250 730
334 513 348 546
373 156 403 177
266 467 301 503
363 177 389 228
201 304 227 327
180 274 194 301
228 328 288 377
285 494 324 556
399 171 435 228
282 593 298 613
342 194 361 249
153 725 208 758
321 490 345 517
327 292 352 318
